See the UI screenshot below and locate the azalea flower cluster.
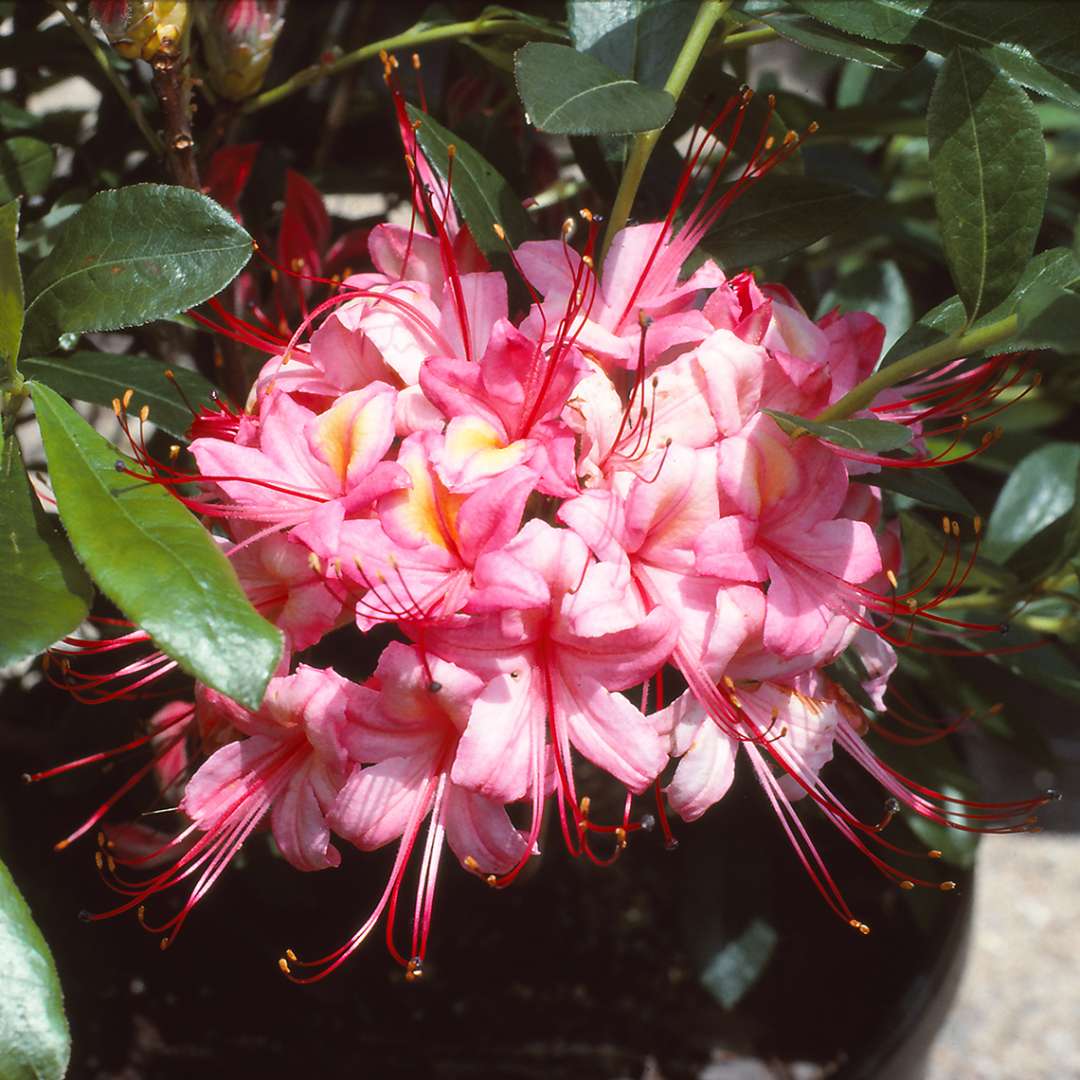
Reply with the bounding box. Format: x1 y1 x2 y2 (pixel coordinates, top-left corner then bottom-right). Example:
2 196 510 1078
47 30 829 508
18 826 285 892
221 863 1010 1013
46 90 1053 983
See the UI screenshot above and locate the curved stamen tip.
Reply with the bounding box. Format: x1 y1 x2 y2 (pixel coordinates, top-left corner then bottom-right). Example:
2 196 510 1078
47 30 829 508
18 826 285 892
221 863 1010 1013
884 796 902 815
849 919 872 936
427 681 442 694
639 813 656 833
664 837 680 852
114 459 127 472
405 957 424 982
278 956 291 975
1045 788 1064 803
939 880 958 892
899 880 915 891
159 936 171 951
928 849 943 859
77 909 92 923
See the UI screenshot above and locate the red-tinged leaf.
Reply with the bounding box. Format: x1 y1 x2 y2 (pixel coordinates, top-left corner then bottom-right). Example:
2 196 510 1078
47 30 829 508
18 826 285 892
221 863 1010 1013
202 142 260 216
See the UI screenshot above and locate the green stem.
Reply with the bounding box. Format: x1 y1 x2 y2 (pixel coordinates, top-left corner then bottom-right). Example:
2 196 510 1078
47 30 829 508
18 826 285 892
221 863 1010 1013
242 18 526 114
813 313 1020 424
599 0 732 265
1 382 28 436
49 0 164 157
712 25 780 51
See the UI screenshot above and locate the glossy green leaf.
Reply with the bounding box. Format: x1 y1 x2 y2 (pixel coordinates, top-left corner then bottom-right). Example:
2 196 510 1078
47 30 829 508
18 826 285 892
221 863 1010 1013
568 0 697 89
0 430 93 668
702 176 869 268
699 918 778 1011
21 184 252 357
407 104 532 264
760 13 923 70
984 442 1080 563
0 857 70 1080
514 42 675 135
883 247 1080 365
927 48 1047 322
21 353 217 441
1015 284 1080 353
856 466 977 517
0 137 54 203
1 199 22 383
788 0 1080 108
32 382 282 709
766 409 913 451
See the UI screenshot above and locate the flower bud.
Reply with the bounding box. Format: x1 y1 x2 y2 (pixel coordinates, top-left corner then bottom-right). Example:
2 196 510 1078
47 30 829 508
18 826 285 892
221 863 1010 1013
195 0 287 101
89 0 191 61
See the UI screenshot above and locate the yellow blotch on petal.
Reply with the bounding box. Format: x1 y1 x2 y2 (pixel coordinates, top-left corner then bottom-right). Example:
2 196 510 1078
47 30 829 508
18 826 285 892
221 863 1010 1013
444 416 530 484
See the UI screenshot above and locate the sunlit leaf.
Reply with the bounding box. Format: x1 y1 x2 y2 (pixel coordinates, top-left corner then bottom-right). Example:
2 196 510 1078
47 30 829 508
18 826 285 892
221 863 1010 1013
0 857 70 1080
927 48 1047 322
22 184 252 356
766 409 913 451
32 382 282 709
514 42 675 135
0 430 92 668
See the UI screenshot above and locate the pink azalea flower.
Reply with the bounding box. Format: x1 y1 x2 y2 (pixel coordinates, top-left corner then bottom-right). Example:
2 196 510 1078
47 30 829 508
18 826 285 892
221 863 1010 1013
189 380 405 527
57 80 1054 979
695 412 882 658
285 644 527 981
87 665 360 948
422 520 677 870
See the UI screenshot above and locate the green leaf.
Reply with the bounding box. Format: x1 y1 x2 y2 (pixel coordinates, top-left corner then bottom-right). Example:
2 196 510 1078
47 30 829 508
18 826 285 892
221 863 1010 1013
856 466 977 517
818 259 912 353
0 430 93 669
21 184 252 357
766 409 913 451
0 857 70 1080
21 353 216 441
1015 284 1080 353
1 200 22 383
514 42 675 135
702 175 869 267
788 0 1080 108
883 247 1080 365
699 918 778 1011
927 48 1047 323
568 0 697 89
407 104 533 265
759 13 923 70
32 382 282 709
0 137 54 202
984 442 1080 563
